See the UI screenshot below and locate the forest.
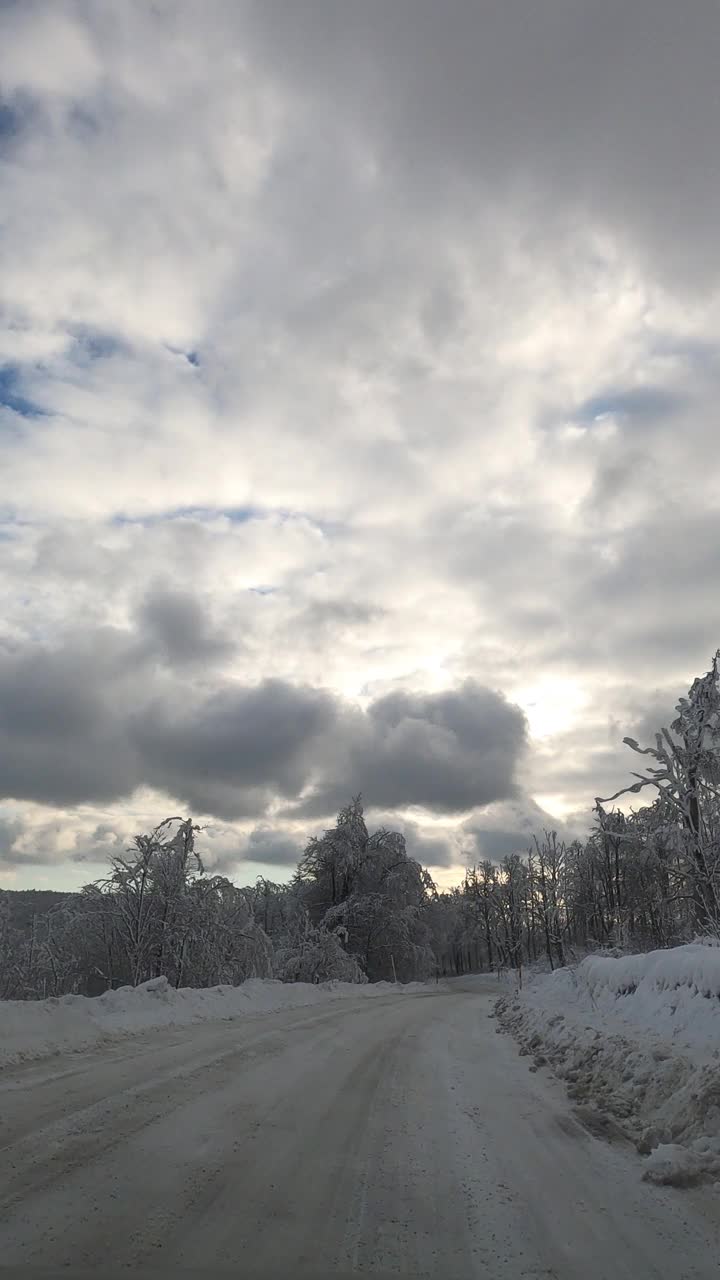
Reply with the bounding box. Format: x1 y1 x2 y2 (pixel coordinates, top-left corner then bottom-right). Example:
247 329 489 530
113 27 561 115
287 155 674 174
2 654 720 999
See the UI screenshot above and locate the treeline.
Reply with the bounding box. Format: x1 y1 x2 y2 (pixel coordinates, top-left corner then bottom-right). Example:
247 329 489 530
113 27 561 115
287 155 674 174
2 656 720 998
0 801 435 998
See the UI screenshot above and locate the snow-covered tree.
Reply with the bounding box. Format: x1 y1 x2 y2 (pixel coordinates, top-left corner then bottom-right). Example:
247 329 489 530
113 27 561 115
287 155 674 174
598 653 720 932
296 797 435 982
274 920 366 984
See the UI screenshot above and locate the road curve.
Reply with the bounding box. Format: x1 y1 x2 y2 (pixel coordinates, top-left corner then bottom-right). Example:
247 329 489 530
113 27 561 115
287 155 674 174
0 979 717 1278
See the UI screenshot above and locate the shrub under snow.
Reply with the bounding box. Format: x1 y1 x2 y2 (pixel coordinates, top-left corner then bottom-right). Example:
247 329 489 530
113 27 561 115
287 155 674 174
497 943 720 1186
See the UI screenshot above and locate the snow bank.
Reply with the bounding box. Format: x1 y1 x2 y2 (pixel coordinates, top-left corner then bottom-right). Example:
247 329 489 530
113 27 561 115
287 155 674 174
496 944 720 1186
0 976 433 1070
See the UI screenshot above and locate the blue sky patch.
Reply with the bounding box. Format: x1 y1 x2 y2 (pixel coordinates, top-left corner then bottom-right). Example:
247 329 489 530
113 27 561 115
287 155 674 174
575 385 684 425
0 365 46 418
68 328 128 363
111 504 262 528
649 333 720 372
0 98 27 150
0 102 19 140
67 103 104 140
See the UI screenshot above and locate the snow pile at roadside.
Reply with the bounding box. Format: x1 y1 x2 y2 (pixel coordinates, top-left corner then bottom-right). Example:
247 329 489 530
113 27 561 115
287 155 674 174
496 944 720 1186
0 976 433 1069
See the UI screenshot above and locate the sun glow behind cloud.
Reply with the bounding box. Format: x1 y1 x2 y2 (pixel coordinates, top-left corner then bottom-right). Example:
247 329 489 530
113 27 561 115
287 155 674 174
512 677 590 742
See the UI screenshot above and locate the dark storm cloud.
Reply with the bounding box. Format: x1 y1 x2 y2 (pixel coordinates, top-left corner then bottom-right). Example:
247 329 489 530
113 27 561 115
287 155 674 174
134 679 339 820
298 681 528 817
470 829 533 861
0 624 527 823
363 684 526 810
244 827 301 867
246 0 720 288
136 586 235 667
0 639 141 807
0 630 339 819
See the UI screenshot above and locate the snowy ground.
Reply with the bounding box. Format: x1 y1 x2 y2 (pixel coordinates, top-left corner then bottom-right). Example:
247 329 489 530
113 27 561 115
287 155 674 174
496 944 720 1188
1 977 718 1277
0 974 430 1069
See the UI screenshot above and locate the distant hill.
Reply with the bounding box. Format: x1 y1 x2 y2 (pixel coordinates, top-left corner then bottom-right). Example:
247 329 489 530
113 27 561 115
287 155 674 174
1 889 78 933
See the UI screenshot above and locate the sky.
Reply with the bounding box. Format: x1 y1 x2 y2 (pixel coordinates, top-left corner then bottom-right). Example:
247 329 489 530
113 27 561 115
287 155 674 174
2 0 720 892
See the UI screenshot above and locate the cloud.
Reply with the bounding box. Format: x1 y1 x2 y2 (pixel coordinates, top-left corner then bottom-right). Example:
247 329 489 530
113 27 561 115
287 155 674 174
0 812 122 869
0 634 141 808
243 827 302 869
462 798 583 866
135 585 235 668
1 2 719 885
245 0 720 291
358 683 526 811
0 3 100 99
291 681 527 817
69 822 128 865
0 816 24 866
134 679 339 820
0 616 526 824
190 822 302 876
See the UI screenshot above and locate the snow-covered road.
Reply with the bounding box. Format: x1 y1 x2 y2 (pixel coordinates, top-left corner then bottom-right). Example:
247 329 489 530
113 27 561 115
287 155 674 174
0 979 717 1278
